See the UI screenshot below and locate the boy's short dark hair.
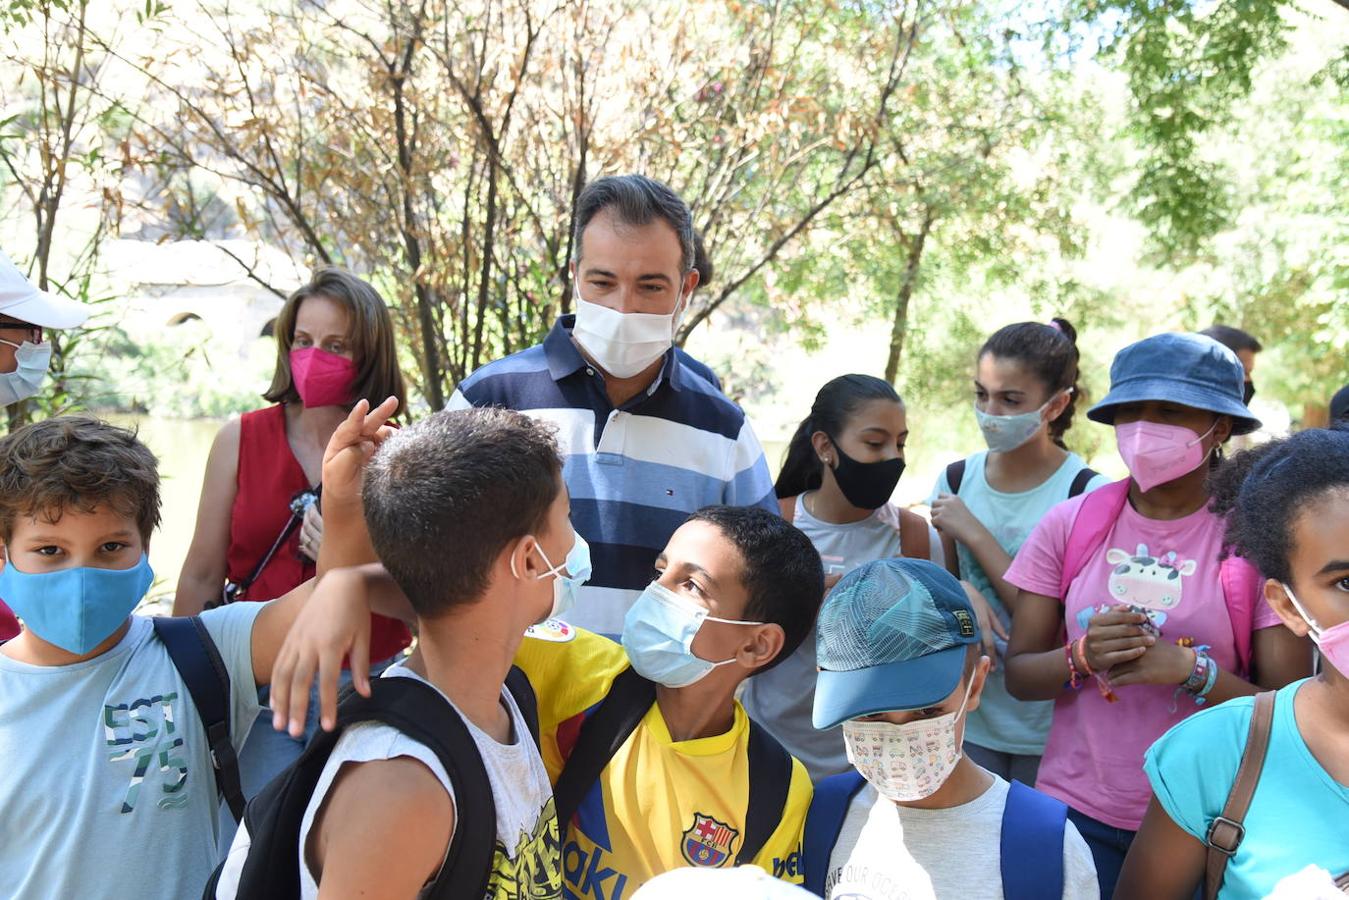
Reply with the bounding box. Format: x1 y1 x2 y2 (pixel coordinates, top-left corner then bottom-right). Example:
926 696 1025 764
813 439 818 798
686 505 823 675
362 407 562 617
1200 324 1263 356
0 416 160 543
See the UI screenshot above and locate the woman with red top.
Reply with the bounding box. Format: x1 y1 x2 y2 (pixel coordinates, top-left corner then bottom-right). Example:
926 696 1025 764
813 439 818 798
175 267 409 842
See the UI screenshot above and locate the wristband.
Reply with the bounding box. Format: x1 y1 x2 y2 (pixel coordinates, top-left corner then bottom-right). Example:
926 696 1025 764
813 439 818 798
1065 641 1084 690
1073 635 1095 676
1195 653 1220 704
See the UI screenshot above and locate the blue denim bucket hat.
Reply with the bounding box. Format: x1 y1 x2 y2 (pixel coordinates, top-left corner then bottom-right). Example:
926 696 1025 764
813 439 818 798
1087 332 1261 435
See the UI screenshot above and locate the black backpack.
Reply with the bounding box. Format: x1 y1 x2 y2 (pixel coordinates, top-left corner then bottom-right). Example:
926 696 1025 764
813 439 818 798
552 667 794 869
204 666 539 900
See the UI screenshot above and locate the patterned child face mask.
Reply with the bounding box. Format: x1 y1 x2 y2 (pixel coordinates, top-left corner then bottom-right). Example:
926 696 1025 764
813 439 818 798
841 676 975 803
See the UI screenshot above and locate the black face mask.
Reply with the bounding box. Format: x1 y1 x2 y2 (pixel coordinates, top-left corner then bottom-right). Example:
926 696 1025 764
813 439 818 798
1243 381 1256 405
826 438 905 510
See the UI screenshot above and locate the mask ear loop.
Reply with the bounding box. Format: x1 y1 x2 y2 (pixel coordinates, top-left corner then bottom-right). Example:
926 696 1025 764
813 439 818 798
1282 583 1324 640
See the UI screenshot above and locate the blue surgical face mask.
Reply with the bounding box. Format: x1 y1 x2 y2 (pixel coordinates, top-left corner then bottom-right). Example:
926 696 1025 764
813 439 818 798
621 581 763 688
516 532 592 622
0 555 154 655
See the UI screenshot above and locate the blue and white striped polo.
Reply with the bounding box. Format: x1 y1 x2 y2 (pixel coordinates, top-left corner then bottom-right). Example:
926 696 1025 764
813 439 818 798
448 316 778 635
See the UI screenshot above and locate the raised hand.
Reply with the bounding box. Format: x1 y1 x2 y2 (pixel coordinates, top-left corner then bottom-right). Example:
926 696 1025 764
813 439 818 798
322 396 399 510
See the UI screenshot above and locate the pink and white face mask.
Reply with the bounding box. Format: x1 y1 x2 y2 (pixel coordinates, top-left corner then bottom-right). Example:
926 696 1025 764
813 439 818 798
1283 585 1349 676
1115 420 1217 492
841 678 974 803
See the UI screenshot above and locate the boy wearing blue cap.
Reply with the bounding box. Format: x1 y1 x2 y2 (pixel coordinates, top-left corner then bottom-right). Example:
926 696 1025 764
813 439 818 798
801 558 1098 900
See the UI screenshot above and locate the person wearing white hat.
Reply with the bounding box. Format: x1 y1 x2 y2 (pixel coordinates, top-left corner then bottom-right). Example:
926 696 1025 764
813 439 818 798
0 249 90 407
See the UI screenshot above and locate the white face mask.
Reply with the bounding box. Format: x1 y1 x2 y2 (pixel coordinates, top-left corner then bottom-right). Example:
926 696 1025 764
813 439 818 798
841 677 974 803
973 390 1065 453
0 339 51 406
571 289 686 379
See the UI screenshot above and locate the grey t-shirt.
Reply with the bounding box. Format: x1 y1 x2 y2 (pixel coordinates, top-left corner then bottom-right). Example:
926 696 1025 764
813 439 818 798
0 604 262 900
824 774 1099 900
931 451 1109 755
741 496 943 780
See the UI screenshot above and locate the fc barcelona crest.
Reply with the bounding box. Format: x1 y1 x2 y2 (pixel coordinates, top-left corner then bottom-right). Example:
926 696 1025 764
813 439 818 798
681 812 739 868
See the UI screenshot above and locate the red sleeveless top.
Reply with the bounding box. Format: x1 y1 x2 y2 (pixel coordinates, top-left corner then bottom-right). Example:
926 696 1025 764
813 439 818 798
226 405 410 663
0 601 17 641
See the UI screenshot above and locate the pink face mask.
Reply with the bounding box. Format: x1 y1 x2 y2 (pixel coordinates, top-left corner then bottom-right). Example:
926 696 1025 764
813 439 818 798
1115 420 1216 492
290 347 357 408
1283 585 1349 676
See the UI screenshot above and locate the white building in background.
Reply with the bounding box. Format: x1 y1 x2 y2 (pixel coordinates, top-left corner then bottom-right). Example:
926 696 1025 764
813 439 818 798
102 238 309 358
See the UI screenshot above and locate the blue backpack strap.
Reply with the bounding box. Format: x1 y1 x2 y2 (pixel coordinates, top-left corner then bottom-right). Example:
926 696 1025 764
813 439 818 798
152 616 245 821
802 771 867 897
1000 780 1067 900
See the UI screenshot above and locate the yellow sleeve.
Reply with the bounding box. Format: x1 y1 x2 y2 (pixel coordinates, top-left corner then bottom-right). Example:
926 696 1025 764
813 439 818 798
513 620 629 782
749 756 812 884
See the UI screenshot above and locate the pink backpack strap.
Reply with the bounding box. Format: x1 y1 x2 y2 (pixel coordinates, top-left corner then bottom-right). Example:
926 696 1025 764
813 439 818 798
1058 479 1132 601
1220 556 1260 677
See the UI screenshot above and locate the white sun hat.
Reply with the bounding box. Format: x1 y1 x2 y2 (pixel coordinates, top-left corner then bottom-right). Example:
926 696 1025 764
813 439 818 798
0 248 90 329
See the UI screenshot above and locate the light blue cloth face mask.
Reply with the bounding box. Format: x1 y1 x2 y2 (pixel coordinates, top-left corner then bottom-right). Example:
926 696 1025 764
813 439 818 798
621 581 762 688
0 554 153 654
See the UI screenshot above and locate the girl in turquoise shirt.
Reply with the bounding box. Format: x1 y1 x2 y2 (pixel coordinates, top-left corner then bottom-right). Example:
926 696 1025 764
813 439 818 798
1117 426 1349 899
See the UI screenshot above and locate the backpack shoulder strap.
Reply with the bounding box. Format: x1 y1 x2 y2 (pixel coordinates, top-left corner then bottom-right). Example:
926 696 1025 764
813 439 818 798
1058 478 1131 600
1219 556 1261 677
503 664 541 749
553 666 657 831
1204 691 1276 900
153 616 244 822
779 495 797 523
802 771 867 897
1000 780 1067 900
347 678 499 900
896 508 932 562
945 459 967 495
736 720 794 866
1067 466 1100 498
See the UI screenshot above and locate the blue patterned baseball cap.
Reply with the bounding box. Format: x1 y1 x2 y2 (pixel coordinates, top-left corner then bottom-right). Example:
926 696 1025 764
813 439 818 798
812 558 980 730
1087 332 1261 435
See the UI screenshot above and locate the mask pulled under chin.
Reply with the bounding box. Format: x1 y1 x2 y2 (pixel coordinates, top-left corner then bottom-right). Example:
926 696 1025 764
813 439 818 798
842 678 974 802
571 296 683 379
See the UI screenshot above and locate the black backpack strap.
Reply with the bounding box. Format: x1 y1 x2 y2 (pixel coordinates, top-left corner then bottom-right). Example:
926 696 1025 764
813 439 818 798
945 459 967 495
153 616 245 822
553 667 657 831
735 720 794 866
1068 466 1100 498
504 665 541 749
343 678 499 900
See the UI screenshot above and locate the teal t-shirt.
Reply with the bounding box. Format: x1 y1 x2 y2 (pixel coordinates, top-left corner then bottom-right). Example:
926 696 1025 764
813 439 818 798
931 450 1108 755
0 604 262 899
1145 680 1349 899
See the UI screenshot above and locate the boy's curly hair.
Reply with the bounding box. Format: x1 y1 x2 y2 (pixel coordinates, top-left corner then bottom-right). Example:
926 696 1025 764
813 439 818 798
1209 423 1349 584
0 417 161 544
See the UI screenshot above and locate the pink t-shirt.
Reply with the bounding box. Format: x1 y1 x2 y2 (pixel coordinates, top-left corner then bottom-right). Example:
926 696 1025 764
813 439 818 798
1004 494 1281 830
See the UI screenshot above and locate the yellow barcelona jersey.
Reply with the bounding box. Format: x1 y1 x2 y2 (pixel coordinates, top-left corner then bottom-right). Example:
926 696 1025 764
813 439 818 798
515 620 812 900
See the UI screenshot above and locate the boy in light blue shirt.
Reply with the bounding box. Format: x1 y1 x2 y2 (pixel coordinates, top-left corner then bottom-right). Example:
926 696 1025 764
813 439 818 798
0 405 397 899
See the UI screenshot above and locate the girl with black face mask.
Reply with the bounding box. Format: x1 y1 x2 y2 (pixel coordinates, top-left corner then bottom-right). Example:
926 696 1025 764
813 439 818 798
740 374 944 780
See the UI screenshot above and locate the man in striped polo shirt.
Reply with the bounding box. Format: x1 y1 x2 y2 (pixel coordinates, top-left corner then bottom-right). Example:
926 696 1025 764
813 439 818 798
448 174 778 636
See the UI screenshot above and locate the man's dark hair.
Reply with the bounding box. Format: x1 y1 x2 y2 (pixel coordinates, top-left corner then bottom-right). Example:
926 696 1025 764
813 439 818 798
0 416 160 543
1329 384 1349 423
1200 324 1263 356
572 175 695 274
686 505 823 675
362 408 562 617
692 229 713 288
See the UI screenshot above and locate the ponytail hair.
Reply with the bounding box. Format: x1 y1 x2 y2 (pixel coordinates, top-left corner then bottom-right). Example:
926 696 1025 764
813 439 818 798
978 317 1081 450
774 374 901 498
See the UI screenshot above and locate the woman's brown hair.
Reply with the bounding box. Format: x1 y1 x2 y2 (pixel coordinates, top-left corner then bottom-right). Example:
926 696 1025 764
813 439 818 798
264 267 407 412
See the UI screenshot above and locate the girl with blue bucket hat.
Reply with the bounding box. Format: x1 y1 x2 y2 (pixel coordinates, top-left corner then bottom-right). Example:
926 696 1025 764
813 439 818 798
1000 332 1314 898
